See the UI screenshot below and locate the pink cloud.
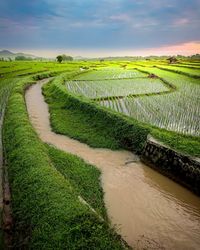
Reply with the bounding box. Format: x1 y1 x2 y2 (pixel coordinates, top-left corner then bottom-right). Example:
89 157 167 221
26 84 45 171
144 41 200 55
6 41 200 58
173 18 190 26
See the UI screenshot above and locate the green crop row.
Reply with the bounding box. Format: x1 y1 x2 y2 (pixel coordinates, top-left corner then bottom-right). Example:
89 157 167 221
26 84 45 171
66 70 169 99
170 64 200 69
156 66 200 78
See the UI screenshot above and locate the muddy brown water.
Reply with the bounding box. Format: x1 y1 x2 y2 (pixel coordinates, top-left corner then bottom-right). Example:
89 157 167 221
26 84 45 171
25 79 200 250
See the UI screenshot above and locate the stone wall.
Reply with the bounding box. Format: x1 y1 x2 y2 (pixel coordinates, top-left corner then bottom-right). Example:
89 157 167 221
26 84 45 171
141 136 200 196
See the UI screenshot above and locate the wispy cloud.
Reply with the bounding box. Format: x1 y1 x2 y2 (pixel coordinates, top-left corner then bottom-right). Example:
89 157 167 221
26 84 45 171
109 14 132 23
173 18 190 26
0 0 199 54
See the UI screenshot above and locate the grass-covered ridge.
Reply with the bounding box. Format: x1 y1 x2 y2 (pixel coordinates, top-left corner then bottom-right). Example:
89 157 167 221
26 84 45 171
46 144 107 219
43 74 150 154
151 128 200 157
2 76 128 249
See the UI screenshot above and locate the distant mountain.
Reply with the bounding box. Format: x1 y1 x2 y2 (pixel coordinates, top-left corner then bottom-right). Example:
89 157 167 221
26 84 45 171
0 50 38 59
0 50 15 57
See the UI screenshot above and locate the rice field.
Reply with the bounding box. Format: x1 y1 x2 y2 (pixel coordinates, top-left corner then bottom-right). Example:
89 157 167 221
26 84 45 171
0 61 79 78
156 65 200 78
66 69 169 99
1 60 200 136
66 64 200 136
76 67 146 80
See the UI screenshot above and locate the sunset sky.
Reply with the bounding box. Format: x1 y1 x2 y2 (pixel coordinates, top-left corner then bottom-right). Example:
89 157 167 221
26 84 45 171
0 0 200 57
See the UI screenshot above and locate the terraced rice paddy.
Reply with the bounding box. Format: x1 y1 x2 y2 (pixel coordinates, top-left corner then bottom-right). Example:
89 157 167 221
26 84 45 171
66 64 200 136
0 61 79 79
66 69 169 99
156 65 200 78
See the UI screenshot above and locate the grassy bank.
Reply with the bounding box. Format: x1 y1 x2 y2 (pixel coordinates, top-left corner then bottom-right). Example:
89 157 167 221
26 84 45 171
46 144 107 219
43 73 200 157
151 128 200 157
2 76 128 249
43 74 150 154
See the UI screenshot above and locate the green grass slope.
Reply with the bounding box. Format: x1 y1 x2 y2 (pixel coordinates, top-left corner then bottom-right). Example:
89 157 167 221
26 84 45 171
46 144 107 219
43 74 150 154
2 76 128 249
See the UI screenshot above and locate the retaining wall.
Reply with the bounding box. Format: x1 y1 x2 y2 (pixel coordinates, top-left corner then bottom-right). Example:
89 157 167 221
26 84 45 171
141 136 200 195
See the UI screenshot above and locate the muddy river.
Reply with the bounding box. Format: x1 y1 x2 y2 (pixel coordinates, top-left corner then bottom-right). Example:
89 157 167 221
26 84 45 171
25 79 200 250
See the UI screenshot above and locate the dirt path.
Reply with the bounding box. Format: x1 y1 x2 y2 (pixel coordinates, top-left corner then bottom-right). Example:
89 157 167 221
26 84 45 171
25 79 200 250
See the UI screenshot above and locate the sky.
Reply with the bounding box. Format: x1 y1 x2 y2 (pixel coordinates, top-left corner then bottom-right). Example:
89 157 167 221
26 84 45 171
0 0 200 57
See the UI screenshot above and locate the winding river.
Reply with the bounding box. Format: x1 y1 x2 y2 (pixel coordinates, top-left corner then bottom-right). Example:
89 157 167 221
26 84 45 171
25 79 200 250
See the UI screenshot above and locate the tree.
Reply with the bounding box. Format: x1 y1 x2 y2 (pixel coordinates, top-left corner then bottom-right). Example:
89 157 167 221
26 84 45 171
62 54 73 61
56 55 63 63
15 56 32 61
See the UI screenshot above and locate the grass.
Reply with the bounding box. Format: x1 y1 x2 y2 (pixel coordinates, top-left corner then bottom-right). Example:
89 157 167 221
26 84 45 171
49 107 120 149
0 61 81 79
46 144 107 219
43 74 150 154
156 65 200 78
1 59 200 247
151 128 200 157
2 75 128 249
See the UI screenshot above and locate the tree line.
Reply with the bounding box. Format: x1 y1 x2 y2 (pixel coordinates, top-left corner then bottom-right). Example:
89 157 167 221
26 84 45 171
56 54 73 63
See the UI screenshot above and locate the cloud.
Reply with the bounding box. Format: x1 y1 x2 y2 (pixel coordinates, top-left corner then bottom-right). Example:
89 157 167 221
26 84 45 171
0 0 199 52
7 41 200 57
109 14 132 23
140 41 200 56
173 18 190 26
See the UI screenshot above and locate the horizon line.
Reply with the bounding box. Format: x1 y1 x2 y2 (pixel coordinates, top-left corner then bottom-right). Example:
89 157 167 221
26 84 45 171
1 41 200 59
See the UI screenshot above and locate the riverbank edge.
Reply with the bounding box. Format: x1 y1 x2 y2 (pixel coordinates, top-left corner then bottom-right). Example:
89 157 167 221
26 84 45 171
2 75 129 249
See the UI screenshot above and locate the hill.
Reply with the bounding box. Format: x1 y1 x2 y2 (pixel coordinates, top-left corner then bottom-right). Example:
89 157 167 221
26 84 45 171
0 49 37 59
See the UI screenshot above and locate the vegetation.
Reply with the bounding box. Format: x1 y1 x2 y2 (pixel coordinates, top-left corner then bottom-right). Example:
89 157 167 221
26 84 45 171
131 66 200 136
66 68 169 99
156 65 200 78
46 144 107 219
43 75 149 153
0 59 200 247
56 55 73 63
62 54 73 61
15 55 33 61
2 75 128 249
42 63 200 156
63 66 200 137
56 55 63 63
